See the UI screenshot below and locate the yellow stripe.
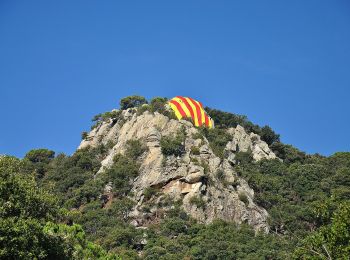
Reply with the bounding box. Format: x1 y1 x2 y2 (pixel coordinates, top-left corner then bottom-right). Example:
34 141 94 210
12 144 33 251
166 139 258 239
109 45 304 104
169 103 183 120
172 97 192 118
185 97 199 126
195 100 206 125
209 117 214 128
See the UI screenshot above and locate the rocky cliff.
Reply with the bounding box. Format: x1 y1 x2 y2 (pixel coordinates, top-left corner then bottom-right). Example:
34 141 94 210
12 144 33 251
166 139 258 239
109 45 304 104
78 107 277 232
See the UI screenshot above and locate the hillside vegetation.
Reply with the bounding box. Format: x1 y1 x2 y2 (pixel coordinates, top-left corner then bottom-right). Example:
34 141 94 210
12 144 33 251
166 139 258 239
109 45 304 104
1 96 349 259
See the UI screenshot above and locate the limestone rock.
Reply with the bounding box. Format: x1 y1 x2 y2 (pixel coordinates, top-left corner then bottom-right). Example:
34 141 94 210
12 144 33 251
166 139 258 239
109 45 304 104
77 109 278 233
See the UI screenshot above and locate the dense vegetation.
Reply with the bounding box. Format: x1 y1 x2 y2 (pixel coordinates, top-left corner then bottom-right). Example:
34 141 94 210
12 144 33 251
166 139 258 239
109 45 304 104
0 156 119 259
1 96 349 259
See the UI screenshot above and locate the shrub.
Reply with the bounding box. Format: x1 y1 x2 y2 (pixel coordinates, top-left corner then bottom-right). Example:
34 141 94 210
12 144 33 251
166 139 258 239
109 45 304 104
136 104 151 115
216 170 225 181
200 161 209 175
260 125 280 145
103 154 140 196
238 192 249 205
143 187 158 201
160 131 186 157
270 142 306 164
120 95 148 110
81 131 88 140
189 196 206 209
235 150 253 165
25 149 55 163
125 139 148 160
150 97 168 113
205 107 280 145
190 146 200 155
91 110 121 129
199 128 231 159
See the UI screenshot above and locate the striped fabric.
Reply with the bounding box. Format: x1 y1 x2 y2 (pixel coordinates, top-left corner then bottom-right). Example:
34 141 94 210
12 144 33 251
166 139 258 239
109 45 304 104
169 96 214 128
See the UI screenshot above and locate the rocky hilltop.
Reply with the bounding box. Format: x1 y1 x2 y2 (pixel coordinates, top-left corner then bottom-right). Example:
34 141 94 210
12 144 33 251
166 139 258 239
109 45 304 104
78 106 277 232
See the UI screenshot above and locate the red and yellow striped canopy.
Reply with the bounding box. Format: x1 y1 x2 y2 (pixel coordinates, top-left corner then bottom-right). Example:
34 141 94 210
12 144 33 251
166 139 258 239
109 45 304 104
169 96 214 128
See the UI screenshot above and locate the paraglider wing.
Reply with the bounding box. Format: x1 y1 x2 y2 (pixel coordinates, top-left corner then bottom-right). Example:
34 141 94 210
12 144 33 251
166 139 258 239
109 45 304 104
169 96 214 128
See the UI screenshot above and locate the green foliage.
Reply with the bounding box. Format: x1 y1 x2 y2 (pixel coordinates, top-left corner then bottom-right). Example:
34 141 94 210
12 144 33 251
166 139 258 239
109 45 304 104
149 97 168 113
215 169 225 181
189 195 206 210
260 125 280 145
4 99 350 259
101 154 140 196
143 187 158 201
40 146 104 207
294 202 350 259
0 156 119 259
91 110 122 129
136 104 151 115
81 131 88 140
136 97 177 119
24 148 55 178
236 153 350 237
270 142 306 164
235 150 253 165
238 192 249 205
25 149 55 163
120 95 148 110
125 139 148 160
190 146 200 155
160 130 186 157
199 127 231 159
144 218 292 259
205 107 280 145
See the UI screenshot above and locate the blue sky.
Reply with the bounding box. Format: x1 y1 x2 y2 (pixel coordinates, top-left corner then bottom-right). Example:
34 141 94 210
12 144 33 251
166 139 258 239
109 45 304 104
0 1 349 157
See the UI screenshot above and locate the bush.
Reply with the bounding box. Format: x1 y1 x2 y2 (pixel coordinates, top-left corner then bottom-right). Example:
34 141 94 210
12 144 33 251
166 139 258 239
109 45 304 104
238 192 249 205
136 104 151 116
270 142 306 164
102 154 140 196
260 125 280 145
143 187 158 201
120 95 148 110
81 131 88 140
189 196 206 210
160 131 186 157
205 107 280 145
235 150 253 165
199 127 231 159
216 169 225 181
125 139 148 160
91 110 121 129
150 97 168 113
25 149 55 163
190 146 200 155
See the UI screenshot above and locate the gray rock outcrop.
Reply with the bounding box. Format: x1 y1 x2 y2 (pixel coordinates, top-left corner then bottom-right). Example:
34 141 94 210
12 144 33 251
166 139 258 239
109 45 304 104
78 108 277 233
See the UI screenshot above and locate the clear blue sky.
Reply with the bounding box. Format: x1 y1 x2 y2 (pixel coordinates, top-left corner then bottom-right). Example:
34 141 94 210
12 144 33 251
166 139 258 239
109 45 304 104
1 1 349 157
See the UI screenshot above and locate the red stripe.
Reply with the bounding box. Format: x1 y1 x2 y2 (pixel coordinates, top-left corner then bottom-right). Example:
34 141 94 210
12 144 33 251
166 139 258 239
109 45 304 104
198 101 203 109
169 100 187 118
176 96 195 121
204 113 209 127
187 97 202 126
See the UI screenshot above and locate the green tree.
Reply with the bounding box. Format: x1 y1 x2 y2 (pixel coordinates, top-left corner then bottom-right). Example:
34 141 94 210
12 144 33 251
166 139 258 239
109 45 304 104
0 156 117 259
120 95 148 110
160 130 186 157
294 202 350 259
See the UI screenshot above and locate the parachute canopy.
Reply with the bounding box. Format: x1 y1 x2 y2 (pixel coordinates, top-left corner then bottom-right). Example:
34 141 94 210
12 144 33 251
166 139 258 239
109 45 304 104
169 96 214 128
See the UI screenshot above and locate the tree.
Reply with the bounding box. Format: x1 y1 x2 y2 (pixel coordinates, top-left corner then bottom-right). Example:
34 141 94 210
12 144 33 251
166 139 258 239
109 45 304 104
120 95 148 110
25 149 55 163
294 202 350 259
0 156 119 259
260 125 280 145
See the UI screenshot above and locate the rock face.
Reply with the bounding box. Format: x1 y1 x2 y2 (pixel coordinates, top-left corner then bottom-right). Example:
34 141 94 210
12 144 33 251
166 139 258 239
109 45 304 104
78 108 277 233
